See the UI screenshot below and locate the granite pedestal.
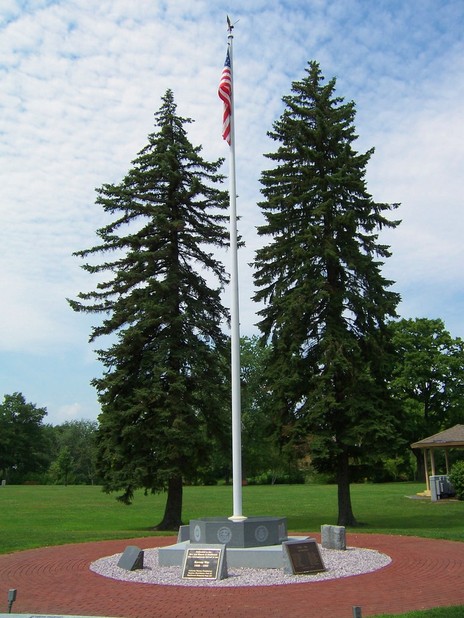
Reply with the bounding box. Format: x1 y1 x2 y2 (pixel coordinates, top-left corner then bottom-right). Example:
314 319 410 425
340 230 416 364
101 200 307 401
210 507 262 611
189 516 287 548
158 516 291 569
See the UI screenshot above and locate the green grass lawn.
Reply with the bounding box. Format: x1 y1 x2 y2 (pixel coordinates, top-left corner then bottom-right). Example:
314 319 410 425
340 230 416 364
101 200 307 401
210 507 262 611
0 482 462 618
375 609 464 618
1 481 462 555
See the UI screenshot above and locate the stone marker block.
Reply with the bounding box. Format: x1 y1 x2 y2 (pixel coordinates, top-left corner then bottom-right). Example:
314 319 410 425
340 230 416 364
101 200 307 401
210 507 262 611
117 545 144 571
321 524 346 550
177 524 190 542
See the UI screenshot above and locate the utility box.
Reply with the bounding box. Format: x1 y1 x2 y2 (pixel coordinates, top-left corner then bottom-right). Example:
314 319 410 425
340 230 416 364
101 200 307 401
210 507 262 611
430 475 455 501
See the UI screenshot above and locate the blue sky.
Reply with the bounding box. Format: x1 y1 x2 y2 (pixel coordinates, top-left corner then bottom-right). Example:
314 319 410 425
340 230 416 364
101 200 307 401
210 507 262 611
1 0 463 425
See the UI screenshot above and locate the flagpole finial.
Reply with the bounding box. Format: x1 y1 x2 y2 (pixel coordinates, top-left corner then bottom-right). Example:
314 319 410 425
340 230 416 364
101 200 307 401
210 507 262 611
226 15 239 34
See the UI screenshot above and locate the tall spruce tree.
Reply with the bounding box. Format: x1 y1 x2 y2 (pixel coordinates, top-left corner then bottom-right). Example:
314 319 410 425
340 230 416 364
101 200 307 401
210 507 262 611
69 90 230 529
253 62 401 525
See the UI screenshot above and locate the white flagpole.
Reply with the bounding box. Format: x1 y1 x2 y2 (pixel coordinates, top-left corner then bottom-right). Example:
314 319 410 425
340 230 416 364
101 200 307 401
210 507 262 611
225 21 245 522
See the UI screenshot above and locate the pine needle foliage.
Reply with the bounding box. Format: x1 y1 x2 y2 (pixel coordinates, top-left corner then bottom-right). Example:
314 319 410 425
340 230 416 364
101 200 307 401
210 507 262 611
69 90 230 529
253 62 401 526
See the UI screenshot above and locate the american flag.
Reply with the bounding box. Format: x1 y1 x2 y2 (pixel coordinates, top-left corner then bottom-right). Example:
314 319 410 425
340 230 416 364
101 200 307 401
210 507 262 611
218 48 232 145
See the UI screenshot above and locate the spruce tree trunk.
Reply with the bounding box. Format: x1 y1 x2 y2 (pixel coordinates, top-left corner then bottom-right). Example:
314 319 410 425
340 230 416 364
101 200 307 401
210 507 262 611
413 449 425 483
155 475 183 530
336 449 358 526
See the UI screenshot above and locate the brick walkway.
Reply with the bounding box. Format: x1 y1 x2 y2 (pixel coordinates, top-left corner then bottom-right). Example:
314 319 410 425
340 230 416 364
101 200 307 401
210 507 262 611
0 534 463 617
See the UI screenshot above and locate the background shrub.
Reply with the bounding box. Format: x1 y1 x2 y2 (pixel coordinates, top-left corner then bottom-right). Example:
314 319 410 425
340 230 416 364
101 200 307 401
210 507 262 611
449 460 464 500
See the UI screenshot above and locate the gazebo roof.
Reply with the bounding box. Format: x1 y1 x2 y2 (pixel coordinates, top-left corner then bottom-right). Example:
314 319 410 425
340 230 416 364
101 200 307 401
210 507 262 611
411 424 464 449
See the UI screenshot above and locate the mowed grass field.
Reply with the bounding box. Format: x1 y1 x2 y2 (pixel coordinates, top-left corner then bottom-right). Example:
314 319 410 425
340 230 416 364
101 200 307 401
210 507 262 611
1 481 462 555
375 610 464 618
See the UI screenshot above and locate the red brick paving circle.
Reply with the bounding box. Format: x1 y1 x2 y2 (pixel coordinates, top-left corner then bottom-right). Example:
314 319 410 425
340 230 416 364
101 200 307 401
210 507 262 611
0 533 463 617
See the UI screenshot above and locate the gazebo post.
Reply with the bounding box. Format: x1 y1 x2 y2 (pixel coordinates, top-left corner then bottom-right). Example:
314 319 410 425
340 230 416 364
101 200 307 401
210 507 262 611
424 449 430 493
430 449 436 476
445 448 450 474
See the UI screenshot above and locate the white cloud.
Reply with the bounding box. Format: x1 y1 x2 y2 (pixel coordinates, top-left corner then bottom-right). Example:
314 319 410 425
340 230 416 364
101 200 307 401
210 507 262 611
56 402 84 422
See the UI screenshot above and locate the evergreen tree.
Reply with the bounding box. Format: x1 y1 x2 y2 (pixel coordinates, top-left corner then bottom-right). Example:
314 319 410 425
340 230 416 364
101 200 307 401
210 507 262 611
70 90 230 529
253 62 401 525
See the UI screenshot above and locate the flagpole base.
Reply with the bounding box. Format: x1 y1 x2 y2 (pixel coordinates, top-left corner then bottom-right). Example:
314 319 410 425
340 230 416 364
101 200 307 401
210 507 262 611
228 515 248 522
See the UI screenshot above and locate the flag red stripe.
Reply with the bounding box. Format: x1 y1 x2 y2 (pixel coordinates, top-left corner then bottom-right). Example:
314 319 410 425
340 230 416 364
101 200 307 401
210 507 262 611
218 50 232 145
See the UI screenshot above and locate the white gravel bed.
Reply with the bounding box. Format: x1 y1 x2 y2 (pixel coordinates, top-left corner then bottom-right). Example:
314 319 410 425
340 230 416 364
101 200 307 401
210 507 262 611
90 545 391 587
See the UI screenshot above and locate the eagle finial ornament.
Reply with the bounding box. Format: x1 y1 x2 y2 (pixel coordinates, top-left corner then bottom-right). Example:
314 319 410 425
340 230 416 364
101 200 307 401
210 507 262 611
227 15 239 33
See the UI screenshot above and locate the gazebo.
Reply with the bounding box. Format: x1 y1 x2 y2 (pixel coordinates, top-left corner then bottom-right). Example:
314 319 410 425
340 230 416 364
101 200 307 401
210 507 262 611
411 424 464 495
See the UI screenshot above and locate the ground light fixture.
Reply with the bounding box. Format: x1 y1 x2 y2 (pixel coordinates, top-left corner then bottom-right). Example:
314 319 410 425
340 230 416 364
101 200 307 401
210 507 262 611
7 589 17 614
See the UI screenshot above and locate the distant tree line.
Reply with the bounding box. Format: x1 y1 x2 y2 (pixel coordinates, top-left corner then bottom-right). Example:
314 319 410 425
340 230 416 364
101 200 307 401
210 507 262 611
0 393 100 485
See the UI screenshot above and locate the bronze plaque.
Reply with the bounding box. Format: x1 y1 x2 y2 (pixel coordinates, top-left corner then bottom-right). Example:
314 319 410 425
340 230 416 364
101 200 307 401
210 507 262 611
284 539 326 575
182 547 223 579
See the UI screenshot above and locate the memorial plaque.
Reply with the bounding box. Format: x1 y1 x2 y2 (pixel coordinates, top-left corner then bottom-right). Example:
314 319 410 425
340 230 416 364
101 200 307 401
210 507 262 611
283 538 326 575
182 544 227 580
